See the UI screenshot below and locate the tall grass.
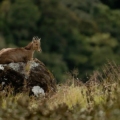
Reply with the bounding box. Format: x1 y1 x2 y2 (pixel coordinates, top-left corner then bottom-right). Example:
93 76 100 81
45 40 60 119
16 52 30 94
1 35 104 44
0 62 120 120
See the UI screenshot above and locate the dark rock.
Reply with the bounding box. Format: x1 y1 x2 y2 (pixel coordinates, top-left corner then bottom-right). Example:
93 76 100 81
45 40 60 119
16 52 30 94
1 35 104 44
0 59 56 96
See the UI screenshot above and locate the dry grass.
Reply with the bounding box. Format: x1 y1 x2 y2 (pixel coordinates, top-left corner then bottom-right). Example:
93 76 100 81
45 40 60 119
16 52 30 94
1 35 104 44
0 62 120 120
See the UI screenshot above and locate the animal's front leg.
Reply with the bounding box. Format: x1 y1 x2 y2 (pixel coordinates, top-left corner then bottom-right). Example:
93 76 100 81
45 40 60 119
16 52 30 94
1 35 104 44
23 56 32 63
30 58 33 61
26 54 33 62
24 61 31 79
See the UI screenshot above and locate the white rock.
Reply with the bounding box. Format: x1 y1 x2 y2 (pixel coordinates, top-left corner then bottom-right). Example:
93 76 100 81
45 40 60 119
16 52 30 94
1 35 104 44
0 65 4 70
32 86 45 97
8 63 20 71
29 61 39 69
2 82 5 86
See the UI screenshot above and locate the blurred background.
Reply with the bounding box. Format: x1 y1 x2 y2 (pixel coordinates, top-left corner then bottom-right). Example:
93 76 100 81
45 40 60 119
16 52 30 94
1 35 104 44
0 0 120 83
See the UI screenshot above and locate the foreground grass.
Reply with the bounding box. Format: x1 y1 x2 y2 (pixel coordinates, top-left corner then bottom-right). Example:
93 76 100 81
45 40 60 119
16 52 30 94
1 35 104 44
0 62 120 120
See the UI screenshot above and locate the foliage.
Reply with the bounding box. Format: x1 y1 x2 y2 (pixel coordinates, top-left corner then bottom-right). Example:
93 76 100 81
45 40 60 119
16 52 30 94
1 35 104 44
101 0 120 9
0 0 120 82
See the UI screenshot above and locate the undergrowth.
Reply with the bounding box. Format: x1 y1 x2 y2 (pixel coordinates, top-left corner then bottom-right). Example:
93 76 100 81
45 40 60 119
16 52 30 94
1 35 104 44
0 62 120 120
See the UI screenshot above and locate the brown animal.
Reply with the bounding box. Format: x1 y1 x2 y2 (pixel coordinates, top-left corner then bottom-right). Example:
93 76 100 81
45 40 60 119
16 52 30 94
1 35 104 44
0 36 41 64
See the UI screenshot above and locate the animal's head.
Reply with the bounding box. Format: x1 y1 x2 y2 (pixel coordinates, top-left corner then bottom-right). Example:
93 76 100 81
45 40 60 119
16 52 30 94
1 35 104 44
32 36 42 52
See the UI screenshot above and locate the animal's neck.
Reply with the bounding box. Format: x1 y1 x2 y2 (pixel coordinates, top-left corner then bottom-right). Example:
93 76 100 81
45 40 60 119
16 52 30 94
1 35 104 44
24 42 33 50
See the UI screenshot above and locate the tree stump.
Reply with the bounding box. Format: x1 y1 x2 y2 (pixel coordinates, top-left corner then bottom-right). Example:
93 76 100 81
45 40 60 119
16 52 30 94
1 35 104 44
0 59 56 96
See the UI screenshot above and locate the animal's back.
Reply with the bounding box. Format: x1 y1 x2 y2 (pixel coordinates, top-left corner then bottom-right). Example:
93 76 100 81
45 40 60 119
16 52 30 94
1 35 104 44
0 48 27 64
0 48 16 55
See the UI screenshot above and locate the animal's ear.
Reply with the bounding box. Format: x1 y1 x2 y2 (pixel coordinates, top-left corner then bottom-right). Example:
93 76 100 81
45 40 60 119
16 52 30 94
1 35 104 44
32 37 35 40
32 36 40 42
37 38 41 42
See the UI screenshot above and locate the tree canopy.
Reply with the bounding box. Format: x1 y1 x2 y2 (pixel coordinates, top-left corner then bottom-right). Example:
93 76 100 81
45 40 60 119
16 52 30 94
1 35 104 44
0 0 120 82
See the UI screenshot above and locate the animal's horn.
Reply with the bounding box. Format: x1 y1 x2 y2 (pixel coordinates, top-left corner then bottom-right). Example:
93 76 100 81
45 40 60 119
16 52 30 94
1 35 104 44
33 36 41 41
36 36 38 38
33 36 39 40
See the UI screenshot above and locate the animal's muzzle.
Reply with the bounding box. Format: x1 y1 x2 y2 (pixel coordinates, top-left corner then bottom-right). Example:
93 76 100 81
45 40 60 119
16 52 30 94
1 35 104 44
38 48 42 52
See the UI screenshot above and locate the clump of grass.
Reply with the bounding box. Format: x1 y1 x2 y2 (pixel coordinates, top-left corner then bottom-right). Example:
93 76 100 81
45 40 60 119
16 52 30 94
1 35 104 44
47 85 87 109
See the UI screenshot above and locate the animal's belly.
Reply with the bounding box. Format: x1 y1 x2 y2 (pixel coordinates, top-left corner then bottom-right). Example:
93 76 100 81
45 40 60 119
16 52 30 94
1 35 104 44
0 54 25 63
0 50 32 63
11 55 25 62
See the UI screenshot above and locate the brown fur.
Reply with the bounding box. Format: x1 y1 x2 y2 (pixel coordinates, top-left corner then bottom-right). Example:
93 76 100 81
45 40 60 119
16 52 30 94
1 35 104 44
0 36 41 64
